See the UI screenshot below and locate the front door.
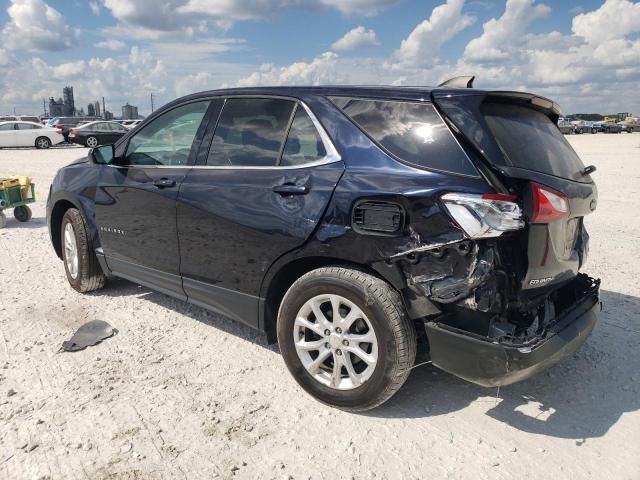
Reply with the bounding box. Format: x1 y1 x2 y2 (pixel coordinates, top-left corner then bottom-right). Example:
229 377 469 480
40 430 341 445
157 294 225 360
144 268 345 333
95 100 214 298
177 97 344 327
0 123 17 147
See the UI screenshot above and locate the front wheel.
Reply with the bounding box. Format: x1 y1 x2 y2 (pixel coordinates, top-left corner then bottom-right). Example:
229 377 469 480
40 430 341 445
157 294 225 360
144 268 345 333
35 137 51 149
61 208 106 293
277 267 416 411
85 136 99 148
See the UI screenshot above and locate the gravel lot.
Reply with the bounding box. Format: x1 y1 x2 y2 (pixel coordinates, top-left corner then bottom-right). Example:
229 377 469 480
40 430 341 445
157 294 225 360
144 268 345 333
1 134 639 480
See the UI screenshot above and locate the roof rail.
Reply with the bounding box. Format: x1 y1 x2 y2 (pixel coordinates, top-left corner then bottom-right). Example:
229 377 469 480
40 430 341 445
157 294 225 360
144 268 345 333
437 75 475 88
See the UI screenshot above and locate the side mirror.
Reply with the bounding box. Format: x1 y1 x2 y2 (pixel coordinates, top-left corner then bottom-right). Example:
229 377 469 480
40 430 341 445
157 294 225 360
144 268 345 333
90 144 115 165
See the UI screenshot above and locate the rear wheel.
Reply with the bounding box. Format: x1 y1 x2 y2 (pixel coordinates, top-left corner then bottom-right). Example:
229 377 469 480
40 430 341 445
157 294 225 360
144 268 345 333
35 137 51 149
13 205 31 222
61 208 106 293
277 267 416 411
85 136 99 148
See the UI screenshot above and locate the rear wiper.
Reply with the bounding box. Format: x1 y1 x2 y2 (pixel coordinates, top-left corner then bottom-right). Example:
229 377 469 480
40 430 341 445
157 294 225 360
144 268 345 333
582 165 596 176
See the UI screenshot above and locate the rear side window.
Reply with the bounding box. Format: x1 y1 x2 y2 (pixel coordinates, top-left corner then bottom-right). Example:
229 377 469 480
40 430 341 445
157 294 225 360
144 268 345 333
16 123 39 130
281 106 326 166
208 98 295 167
330 97 477 176
482 103 586 182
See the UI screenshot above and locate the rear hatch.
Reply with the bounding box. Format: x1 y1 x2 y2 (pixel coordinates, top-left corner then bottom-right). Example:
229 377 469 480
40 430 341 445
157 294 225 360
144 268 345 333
432 90 597 293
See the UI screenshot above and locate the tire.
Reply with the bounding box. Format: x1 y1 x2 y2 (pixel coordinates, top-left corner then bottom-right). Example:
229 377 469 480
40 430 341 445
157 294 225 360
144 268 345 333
0 211 6 228
277 266 416 411
592 128 597 134
60 208 106 293
35 136 51 149
85 136 99 148
13 205 32 222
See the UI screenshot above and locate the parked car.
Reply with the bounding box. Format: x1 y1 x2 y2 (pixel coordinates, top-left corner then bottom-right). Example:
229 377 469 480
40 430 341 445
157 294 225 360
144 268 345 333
571 120 592 134
620 121 640 133
68 121 129 147
47 84 600 411
0 121 64 149
601 122 623 133
0 115 41 123
591 122 604 133
557 120 575 134
47 116 102 141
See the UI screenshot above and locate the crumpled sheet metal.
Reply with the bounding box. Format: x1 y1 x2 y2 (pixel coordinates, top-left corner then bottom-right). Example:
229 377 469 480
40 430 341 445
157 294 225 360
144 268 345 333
60 320 118 352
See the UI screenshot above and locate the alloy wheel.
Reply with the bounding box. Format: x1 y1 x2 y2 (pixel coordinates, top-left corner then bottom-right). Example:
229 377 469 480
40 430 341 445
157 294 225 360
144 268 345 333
86 137 98 148
64 222 79 279
293 294 378 390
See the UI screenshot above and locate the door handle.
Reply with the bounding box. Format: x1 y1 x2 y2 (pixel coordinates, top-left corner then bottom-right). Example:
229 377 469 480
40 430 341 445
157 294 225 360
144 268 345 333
153 178 176 189
272 183 309 195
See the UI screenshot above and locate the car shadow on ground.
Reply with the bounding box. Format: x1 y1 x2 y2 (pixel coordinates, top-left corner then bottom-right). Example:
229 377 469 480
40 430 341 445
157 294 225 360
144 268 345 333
90 277 278 352
92 280 639 440
371 289 640 440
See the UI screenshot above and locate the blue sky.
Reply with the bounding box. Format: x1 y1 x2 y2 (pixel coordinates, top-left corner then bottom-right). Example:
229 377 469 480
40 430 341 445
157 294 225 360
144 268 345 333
0 0 639 116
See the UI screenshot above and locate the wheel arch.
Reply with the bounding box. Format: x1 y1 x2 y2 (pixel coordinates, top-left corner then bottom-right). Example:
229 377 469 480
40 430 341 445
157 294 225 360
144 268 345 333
50 199 78 259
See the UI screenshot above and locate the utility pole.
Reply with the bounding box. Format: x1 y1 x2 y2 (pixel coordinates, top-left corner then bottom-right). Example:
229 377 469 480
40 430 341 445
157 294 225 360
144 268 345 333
102 97 106 119
150 93 155 113
43 98 47 117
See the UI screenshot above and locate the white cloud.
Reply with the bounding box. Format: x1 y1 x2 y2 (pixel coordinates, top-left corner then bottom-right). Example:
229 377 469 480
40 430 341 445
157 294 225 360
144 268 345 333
1 0 77 52
95 39 127 51
572 0 640 43
395 0 475 66
332 26 379 51
101 0 400 34
90 1 100 15
464 0 550 63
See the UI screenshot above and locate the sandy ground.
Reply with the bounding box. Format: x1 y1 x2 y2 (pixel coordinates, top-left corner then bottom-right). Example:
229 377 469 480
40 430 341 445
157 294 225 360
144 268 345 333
0 134 639 480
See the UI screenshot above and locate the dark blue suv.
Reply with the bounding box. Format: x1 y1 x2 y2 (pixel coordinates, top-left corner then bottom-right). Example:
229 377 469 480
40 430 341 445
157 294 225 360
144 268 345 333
47 84 600 411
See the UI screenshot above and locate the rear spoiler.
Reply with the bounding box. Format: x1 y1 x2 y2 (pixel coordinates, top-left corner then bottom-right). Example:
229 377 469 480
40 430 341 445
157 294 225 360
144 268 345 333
438 76 475 89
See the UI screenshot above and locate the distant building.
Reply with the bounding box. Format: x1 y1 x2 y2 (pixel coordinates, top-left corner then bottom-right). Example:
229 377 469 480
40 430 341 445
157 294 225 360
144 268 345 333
49 97 64 117
121 103 139 120
63 86 75 116
87 103 95 116
94 101 101 118
104 110 114 120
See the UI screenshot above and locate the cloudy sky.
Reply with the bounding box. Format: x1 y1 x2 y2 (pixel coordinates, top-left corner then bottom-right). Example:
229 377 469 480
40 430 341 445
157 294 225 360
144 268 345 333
0 0 639 116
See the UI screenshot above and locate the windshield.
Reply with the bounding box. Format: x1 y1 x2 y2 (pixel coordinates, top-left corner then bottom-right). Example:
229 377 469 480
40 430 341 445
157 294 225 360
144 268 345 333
483 103 588 182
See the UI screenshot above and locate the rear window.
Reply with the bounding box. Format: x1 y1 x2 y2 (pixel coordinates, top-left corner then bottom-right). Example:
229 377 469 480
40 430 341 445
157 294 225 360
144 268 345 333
482 103 586 182
330 97 477 176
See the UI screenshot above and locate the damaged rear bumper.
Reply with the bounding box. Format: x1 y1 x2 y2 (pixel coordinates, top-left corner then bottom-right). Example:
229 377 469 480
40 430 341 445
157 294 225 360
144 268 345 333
424 276 601 387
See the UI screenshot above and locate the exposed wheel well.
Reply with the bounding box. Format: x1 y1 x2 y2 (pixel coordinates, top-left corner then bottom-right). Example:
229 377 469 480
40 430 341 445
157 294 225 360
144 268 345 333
50 200 77 259
262 256 390 344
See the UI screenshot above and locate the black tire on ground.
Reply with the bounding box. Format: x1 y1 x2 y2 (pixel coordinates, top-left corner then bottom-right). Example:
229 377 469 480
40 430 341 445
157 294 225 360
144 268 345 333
0 211 6 228
592 128 597 134
35 136 51 149
85 136 99 148
277 266 416 412
61 208 106 293
13 205 32 222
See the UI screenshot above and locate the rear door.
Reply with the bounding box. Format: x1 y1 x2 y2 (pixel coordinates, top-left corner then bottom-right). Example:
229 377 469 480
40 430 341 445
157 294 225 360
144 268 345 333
176 96 344 327
433 91 597 292
95 100 213 298
15 122 39 146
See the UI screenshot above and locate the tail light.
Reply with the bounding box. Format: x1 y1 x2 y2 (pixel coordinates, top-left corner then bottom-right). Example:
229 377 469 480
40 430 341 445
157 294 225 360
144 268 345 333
530 182 569 223
441 192 524 239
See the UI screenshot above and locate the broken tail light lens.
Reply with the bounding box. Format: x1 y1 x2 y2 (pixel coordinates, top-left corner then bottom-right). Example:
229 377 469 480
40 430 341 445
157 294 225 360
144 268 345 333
530 182 569 223
441 192 525 239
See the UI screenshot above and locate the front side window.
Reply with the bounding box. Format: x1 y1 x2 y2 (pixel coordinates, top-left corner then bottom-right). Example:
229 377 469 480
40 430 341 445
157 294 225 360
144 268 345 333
281 107 327 166
124 101 210 166
0 123 14 131
330 97 477 176
207 98 295 167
